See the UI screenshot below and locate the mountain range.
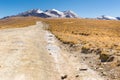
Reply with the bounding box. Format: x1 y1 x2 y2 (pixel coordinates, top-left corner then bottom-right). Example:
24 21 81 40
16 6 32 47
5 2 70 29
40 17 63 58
3 9 79 19
2 9 120 21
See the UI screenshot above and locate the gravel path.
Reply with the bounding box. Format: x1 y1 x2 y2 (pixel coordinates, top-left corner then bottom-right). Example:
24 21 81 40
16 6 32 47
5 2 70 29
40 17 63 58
0 22 106 80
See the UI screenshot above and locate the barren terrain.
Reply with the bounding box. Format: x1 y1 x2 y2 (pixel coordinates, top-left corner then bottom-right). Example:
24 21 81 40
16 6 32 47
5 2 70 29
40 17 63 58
0 17 120 80
0 21 107 80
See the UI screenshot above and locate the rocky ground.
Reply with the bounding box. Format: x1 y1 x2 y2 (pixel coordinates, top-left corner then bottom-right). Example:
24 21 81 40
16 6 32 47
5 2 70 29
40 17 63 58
60 42 120 80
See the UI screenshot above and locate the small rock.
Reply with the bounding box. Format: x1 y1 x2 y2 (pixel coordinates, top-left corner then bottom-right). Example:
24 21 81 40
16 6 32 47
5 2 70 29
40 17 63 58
99 54 114 62
74 56 77 57
101 72 107 76
83 58 85 61
117 63 120 66
79 68 87 71
85 57 88 59
48 49 50 50
116 60 120 66
61 75 67 80
75 75 79 78
89 61 92 63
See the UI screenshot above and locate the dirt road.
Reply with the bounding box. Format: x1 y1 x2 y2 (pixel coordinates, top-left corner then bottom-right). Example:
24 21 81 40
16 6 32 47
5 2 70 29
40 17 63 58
0 22 105 80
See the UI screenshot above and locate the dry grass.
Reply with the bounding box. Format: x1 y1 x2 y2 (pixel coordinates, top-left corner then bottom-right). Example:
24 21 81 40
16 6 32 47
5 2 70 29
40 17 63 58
0 17 120 55
44 18 120 56
0 17 43 29
45 19 120 42
1 17 120 79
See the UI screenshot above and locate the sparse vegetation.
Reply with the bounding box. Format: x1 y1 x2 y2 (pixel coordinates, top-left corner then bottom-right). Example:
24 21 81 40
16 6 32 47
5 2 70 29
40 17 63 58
0 16 120 79
0 17 43 29
0 16 120 59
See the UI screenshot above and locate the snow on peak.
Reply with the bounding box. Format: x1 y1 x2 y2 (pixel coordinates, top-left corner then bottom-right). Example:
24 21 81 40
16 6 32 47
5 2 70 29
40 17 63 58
51 9 59 12
65 10 75 14
36 9 43 13
4 9 79 18
63 10 79 18
97 15 117 20
29 9 43 13
45 9 65 17
19 9 43 15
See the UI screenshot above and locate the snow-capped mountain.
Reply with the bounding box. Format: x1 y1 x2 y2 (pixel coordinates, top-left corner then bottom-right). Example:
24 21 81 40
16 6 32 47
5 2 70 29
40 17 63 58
64 10 79 18
97 15 118 20
20 9 43 15
45 9 65 18
17 9 51 18
3 9 79 19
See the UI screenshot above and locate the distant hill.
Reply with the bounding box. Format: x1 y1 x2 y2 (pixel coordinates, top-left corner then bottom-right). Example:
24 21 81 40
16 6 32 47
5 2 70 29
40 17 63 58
97 15 120 20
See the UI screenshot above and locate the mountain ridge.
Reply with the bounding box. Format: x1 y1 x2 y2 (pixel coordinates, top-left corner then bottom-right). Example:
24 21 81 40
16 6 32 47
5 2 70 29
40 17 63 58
2 9 120 21
97 15 120 20
2 9 79 19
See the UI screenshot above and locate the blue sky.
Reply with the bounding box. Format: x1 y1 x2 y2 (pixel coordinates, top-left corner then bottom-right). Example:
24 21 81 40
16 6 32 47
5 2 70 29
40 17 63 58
0 0 120 18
